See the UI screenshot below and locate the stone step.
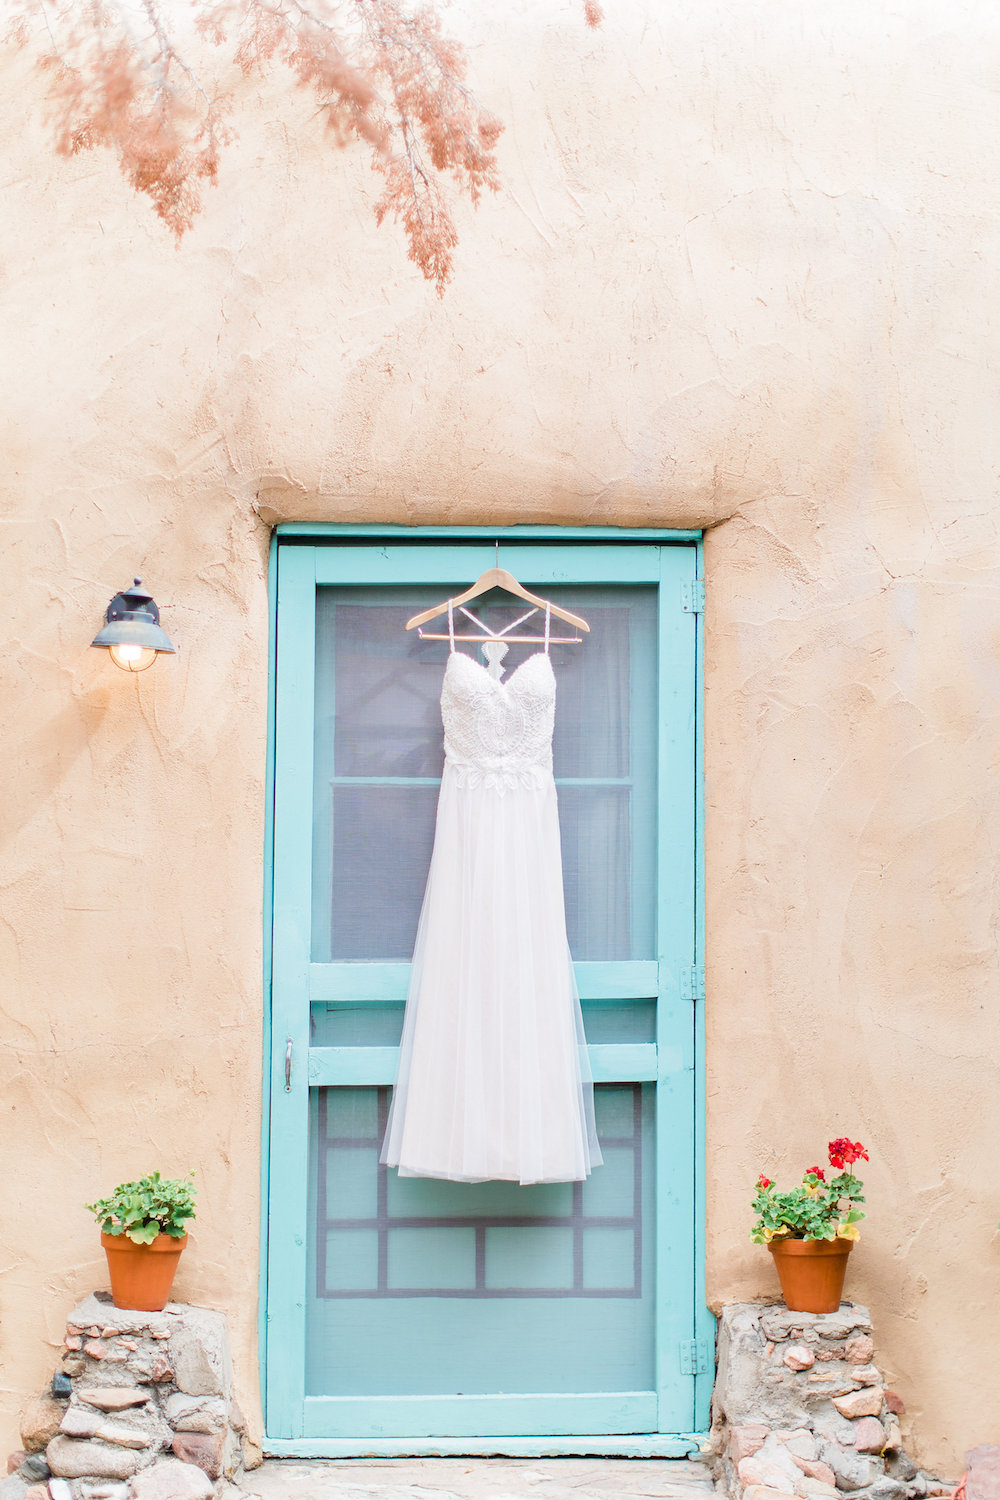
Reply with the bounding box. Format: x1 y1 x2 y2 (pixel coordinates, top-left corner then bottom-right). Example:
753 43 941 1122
241 1458 719 1500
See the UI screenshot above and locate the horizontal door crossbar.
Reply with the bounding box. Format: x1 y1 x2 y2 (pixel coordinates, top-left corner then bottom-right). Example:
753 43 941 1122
301 1390 658 1440
309 960 659 1004
308 1042 672 1086
329 777 635 788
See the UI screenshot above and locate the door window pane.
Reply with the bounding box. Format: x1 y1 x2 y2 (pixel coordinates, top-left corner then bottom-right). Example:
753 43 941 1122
329 786 439 960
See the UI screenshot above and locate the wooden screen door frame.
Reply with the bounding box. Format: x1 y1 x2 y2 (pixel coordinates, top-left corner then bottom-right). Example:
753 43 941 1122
262 525 711 1456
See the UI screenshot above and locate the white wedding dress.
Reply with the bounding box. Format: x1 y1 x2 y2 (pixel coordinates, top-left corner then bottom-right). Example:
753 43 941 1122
380 605 602 1185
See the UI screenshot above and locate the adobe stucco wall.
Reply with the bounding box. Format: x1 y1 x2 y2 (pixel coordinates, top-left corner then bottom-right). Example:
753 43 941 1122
1 0 997 1477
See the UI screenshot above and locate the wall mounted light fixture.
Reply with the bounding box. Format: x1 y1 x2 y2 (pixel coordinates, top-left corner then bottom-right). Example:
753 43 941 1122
91 577 176 672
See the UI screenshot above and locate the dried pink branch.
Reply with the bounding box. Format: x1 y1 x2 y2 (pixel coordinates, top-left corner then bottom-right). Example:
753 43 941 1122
15 0 507 290
21 0 231 239
354 0 502 290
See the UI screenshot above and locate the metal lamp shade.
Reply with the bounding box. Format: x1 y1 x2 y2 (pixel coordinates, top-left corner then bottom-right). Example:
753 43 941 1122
91 579 176 672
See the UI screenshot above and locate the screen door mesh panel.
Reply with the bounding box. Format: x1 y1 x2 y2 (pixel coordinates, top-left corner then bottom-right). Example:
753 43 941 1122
314 1086 643 1298
305 1085 656 1397
311 587 657 963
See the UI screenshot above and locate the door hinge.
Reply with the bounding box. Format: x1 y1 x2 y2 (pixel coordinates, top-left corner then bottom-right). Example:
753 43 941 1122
679 1339 711 1376
681 579 705 613
681 964 705 1001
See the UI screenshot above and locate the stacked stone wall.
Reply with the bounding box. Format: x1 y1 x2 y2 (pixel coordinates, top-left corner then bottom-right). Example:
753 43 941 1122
711 1304 949 1500
4 1297 248 1500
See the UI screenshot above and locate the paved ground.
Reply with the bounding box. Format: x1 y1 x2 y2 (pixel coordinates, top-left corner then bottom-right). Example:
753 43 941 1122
243 1458 719 1500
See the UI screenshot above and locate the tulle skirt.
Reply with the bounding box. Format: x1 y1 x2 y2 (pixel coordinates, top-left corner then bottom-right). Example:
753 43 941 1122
380 762 602 1184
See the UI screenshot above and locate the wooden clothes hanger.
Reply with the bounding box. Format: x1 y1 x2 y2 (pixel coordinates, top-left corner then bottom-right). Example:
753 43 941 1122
404 567 590 644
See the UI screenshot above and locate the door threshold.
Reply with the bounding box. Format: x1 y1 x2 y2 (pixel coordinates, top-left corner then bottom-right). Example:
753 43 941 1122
263 1435 707 1459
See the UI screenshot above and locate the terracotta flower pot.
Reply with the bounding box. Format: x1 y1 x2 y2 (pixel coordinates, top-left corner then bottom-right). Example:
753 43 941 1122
101 1232 188 1311
768 1236 853 1313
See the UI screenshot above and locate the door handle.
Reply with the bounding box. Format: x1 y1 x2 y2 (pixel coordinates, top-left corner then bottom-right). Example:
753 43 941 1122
284 1038 293 1093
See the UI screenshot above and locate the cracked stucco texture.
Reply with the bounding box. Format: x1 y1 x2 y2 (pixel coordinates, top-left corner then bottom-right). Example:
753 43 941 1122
1 0 998 1478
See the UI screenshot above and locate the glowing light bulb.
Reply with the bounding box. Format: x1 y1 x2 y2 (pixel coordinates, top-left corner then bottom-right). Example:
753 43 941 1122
109 642 157 672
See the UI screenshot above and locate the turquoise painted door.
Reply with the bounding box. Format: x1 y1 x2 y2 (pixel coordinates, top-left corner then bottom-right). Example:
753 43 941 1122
266 534 707 1452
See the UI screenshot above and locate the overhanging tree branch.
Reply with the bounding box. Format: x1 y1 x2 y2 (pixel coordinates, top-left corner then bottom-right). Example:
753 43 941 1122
13 0 517 293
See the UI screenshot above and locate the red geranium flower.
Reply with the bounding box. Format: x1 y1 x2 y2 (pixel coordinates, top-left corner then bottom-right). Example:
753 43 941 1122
805 1165 826 1181
828 1137 869 1169
757 1175 772 1190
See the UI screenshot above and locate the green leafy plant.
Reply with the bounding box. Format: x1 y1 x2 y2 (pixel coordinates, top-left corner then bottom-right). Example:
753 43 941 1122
87 1172 197 1245
751 1138 868 1245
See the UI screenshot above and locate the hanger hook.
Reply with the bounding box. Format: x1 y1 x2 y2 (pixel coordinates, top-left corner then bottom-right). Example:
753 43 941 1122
494 539 499 568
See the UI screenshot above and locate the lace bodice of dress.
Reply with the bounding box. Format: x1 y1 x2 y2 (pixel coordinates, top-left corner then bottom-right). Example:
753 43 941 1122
441 650 555 792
